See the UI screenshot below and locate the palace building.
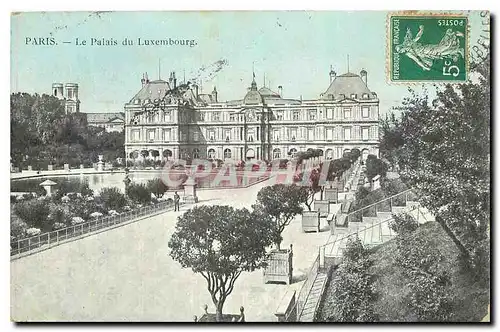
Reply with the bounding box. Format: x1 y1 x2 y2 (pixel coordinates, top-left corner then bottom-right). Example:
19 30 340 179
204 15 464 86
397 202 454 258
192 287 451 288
124 68 380 163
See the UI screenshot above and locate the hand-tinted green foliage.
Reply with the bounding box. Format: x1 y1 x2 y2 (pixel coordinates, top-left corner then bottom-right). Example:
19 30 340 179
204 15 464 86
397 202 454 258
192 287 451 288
395 232 452 321
253 184 308 248
324 237 378 322
11 92 124 168
168 205 274 321
379 59 490 278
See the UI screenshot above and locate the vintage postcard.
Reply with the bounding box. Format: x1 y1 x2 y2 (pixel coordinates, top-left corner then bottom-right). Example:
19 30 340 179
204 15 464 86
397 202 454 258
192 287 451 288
10 11 490 322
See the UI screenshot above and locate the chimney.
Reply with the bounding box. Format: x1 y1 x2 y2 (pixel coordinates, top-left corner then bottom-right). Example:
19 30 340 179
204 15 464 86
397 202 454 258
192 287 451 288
141 73 146 87
278 85 283 97
329 66 336 83
173 71 177 89
145 72 150 84
192 84 199 98
211 86 218 103
360 69 367 86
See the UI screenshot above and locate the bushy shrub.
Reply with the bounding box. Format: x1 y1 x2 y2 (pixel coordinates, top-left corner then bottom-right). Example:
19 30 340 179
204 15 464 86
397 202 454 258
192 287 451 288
48 206 70 227
146 178 168 198
69 196 105 220
355 186 371 201
100 187 127 211
126 182 151 204
324 236 378 322
395 232 452 321
14 198 52 232
389 213 419 234
54 178 93 200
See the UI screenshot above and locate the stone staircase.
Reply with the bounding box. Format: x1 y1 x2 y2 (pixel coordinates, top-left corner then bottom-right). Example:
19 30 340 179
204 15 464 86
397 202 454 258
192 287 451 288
298 273 327 322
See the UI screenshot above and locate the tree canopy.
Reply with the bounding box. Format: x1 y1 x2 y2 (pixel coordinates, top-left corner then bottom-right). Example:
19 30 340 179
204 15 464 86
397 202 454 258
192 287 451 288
253 184 308 249
379 58 490 277
11 92 124 168
168 205 274 321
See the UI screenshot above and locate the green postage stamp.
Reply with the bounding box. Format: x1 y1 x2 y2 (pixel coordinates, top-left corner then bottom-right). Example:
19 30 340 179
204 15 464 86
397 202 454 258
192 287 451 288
389 13 468 82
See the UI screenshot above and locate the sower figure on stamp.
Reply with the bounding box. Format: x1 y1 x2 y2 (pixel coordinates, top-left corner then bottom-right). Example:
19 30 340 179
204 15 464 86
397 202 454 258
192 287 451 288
396 25 465 71
174 191 180 211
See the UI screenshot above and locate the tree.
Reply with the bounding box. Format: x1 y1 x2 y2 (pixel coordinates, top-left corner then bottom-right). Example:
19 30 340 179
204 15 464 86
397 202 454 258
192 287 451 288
380 58 490 278
293 167 322 211
168 205 273 321
365 155 387 181
252 184 308 249
325 236 377 322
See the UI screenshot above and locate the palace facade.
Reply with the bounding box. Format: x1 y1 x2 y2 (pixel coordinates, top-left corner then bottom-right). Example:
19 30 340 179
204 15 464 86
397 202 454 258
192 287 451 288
124 68 380 162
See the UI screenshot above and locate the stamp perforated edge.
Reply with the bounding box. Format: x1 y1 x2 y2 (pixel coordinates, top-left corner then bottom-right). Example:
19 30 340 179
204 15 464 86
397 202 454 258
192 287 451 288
386 10 471 85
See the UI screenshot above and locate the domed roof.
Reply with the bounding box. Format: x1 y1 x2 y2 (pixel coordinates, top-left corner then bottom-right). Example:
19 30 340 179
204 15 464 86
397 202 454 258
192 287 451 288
258 87 280 98
243 78 263 105
322 72 374 100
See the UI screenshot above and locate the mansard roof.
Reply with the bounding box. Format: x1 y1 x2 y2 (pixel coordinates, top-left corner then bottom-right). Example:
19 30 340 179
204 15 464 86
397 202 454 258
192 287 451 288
322 72 375 100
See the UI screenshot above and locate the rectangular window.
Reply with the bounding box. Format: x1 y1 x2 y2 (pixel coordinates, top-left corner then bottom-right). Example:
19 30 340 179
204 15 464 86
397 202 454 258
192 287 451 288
163 129 171 141
362 127 369 140
148 130 155 141
224 129 231 141
212 112 220 122
133 130 140 141
308 128 314 140
326 128 333 141
326 108 333 119
247 129 255 142
193 131 200 142
343 108 351 119
292 111 300 121
290 128 297 141
273 129 280 141
309 109 317 121
344 127 351 141
196 112 204 122
209 130 215 141
362 106 370 118
164 111 172 122
229 113 236 122
181 132 187 141
276 111 284 121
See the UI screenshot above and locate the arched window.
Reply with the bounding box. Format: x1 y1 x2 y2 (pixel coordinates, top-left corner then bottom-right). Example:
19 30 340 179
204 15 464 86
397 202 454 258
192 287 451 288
224 148 232 159
208 148 216 159
289 148 297 158
163 149 173 159
273 148 281 159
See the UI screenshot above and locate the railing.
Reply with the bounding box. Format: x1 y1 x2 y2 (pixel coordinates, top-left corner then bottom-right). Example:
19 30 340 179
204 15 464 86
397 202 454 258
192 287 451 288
10 200 177 258
345 189 418 223
294 254 320 321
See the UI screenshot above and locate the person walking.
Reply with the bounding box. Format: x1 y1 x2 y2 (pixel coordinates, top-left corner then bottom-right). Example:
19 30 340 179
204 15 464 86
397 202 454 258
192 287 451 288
174 191 180 211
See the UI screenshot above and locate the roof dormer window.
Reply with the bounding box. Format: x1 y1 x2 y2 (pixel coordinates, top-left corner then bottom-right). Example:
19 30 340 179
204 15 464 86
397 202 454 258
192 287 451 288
362 93 369 99
350 93 357 99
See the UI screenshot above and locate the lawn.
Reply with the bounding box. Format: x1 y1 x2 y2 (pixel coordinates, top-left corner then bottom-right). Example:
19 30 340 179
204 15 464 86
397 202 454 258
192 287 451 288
318 221 490 322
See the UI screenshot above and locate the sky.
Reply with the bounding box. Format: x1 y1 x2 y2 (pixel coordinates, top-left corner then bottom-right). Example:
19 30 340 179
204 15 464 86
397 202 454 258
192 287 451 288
10 11 487 114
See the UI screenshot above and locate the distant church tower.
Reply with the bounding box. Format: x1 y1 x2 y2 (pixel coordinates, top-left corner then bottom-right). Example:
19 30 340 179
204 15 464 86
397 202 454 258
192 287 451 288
51 82 80 114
